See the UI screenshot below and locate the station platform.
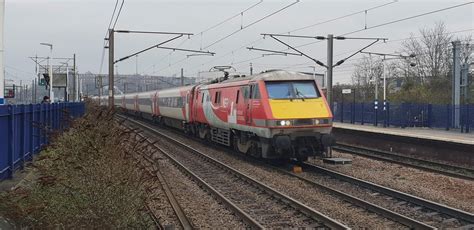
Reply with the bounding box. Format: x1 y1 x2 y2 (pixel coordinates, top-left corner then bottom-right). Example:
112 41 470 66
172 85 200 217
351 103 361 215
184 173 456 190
332 122 474 166
333 122 474 146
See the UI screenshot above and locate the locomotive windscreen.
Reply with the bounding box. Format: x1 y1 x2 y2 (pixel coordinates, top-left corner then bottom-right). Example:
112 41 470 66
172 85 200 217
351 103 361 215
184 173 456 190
265 81 320 99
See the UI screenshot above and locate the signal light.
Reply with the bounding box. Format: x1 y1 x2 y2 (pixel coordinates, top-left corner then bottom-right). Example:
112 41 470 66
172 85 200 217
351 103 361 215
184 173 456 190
42 73 50 86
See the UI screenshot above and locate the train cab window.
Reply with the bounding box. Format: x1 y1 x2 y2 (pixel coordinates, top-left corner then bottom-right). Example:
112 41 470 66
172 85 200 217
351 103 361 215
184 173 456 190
265 81 320 99
242 86 250 99
293 81 319 98
251 85 261 99
236 90 240 104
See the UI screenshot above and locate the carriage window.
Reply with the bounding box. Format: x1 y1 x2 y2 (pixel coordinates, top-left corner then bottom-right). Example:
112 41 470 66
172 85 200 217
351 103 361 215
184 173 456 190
214 91 221 104
236 90 240 104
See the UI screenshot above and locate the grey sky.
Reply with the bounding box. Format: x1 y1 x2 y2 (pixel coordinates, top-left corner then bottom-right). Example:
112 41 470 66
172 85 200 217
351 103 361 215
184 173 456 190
4 0 473 85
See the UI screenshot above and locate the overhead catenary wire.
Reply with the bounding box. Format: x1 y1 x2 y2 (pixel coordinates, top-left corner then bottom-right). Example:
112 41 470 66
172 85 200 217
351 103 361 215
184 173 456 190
165 0 398 75
220 2 474 74
154 0 300 75
202 0 300 50
249 39 470 76
112 0 125 30
294 1 474 49
150 1 471 78
288 0 398 33
200 0 263 35
140 0 264 75
99 0 124 75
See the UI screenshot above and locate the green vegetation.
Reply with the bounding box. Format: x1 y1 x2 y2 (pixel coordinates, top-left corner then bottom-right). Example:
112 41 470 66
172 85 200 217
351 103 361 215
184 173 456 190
0 104 154 228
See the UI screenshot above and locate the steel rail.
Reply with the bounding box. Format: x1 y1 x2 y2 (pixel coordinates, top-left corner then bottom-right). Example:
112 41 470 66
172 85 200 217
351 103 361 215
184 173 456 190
300 162 474 224
119 121 193 230
140 151 194 230
121 117 263 229
264 164 436 229
145 202 164 230
334 143 474 181
120 115 349 230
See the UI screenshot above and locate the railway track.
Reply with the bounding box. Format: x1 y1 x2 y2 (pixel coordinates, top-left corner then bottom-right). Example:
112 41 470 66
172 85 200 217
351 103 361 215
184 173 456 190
334 143 474 181
299 162 474 229
119 114 474 229
120 115 349 229
262 164 435 229
130 130 194 230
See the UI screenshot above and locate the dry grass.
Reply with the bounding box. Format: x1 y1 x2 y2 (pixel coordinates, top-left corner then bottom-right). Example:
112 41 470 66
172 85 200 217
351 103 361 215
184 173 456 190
0 103 155 228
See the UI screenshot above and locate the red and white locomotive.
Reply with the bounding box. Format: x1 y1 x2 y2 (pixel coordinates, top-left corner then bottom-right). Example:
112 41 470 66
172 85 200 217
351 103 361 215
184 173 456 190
112 70 334 161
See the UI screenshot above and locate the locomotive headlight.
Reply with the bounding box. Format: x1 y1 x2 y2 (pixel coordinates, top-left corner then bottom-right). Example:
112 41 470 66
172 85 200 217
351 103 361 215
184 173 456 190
277 120 291 126
314 119 331 125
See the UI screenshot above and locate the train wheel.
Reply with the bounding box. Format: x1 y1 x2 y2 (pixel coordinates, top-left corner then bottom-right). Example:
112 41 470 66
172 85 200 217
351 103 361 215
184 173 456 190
249 142 262 158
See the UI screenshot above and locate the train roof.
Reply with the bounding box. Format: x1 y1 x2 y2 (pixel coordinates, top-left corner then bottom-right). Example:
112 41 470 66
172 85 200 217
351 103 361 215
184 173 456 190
203 70 316 89
223 70 314 83
121 70 317 97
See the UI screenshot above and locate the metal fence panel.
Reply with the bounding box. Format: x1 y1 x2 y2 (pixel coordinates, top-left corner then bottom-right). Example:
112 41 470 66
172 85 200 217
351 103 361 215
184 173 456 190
0 102 85 180
334 101 473 133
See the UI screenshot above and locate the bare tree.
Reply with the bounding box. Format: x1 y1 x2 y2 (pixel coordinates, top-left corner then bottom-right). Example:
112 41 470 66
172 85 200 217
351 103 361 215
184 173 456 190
401 22 452 84
351 55 383 101
459 35 473 65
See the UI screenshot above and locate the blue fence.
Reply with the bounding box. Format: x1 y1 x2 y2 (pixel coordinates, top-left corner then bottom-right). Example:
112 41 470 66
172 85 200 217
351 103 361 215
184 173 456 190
0 102 85 180
333 102 472 133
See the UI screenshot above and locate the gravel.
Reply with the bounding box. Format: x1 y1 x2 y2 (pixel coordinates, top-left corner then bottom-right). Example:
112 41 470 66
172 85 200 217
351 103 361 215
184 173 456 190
309 151 474 213
141 129 248 229
152 127 408 229
298 167 467 228
139 155 181 228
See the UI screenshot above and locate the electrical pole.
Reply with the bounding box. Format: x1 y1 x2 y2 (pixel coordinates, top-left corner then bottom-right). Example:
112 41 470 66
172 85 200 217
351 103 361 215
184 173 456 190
452 40 461 128
65 64 69 102
250 62 253 75
135 55 138 75
73 54 77 102
0 0 4 105
25 85 28 103
34 78 37 103
326 34 333 110
181 68 184 86
31 79 34 103
19 80 22 103
48 46 53 102
108 29 114 109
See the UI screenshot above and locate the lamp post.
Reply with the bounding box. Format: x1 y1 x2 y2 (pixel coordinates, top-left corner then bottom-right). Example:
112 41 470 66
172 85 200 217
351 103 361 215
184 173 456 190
361 52 415 105
40 43 54 102
0 0 5 105
60 61 69 102
381 55 416 111
361 51 416 127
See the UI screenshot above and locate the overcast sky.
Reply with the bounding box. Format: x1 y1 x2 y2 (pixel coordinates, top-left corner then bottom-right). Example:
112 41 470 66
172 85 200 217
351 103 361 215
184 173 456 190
4 0 473 85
